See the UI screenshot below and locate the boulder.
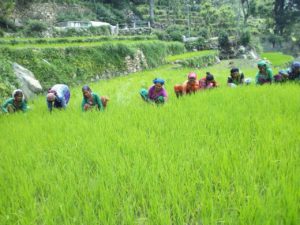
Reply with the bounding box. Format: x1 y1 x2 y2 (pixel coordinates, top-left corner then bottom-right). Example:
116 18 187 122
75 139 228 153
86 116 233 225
13 63 43 99
247 50 259 60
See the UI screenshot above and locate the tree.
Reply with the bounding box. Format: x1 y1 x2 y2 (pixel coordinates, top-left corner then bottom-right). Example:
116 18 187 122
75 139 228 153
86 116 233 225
0 0 15 18
274 0 300 35
240 0 256 24
149 0 154 25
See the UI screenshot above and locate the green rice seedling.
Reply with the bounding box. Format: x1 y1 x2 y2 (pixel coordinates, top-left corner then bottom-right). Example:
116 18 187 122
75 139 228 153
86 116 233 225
261 52 294 67
0 54 299 225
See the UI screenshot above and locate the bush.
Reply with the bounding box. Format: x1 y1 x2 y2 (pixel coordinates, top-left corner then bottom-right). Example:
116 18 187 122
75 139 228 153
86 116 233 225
197 28 209 39
239 30 251 46
153 30 170 41
169 30 183 42
218 31 230 49
0 17 17 32
23 20 47 37
88 26 111 36
185 37 207 51
94 4 121 24
0 29 4 37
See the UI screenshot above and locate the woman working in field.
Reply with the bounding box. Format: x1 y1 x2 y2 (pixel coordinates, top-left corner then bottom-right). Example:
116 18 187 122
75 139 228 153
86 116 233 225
1 89 27 113
288 61 300 81
47 84 70 112
81 85 109 111
174 72 200 97
199 72 218 89
140 78 168 104
255 60 273 85
227 68 251 87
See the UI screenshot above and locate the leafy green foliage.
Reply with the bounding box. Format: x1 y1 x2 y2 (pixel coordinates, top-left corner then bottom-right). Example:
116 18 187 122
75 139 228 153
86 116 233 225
23 20 47 37
239 30 251 46
166 50 218 67
0 40 184 89
218 31 230 49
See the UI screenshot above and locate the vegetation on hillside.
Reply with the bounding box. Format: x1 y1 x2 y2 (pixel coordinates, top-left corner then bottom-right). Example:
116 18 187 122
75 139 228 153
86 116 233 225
0 39 185 98
0 0 299 51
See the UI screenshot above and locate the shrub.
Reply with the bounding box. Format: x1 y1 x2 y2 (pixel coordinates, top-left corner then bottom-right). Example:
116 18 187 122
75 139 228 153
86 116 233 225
23 20 47 37
88 26 111 36
25 20 47 33
239 30 251 46
218 31 230 49
197 28 209 39
0 17 17 32
169 30 183 42
153 30 170 41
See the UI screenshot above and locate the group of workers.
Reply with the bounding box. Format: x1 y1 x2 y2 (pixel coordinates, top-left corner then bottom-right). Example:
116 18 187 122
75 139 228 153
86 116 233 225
1 60 300 113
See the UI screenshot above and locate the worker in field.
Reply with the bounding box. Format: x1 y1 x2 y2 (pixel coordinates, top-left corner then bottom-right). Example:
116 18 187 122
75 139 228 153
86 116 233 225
47 84 70 112
199 72 218 89
227 67 251 87
274 69 289 83
81 85 109 111
1 89 28 113
255 60 273 85
140 78 168 104
288 61 300 81
174 72 200 98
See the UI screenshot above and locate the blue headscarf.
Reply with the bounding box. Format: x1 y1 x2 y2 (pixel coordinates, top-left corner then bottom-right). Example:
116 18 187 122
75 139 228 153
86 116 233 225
279 69 288 75
153 78 165 85
291 61 300 71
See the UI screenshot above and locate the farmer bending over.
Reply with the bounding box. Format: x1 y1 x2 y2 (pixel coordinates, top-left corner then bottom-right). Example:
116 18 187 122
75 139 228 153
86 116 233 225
199 72 218 89
174 72 199 98
47 84 70 112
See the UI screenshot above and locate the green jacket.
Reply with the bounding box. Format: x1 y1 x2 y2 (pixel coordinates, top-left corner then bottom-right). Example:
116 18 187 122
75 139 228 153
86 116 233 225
81 93 104 111
256 61 273 84
1 98 27 113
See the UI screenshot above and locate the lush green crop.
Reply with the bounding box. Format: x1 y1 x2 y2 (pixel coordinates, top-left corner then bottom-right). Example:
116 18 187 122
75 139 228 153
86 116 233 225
0 36 158 48
0 56 299 224
261 52 294 67
166 50 218 63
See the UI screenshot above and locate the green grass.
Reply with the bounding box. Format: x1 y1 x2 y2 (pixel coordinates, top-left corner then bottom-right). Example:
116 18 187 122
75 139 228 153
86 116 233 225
0 39 161 49
166 50 217 63
0 35 157 45
261 52 294 67
0 57 299 224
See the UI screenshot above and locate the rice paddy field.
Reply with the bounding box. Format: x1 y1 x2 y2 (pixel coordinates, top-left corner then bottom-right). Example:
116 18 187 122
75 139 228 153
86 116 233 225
0 54 299 224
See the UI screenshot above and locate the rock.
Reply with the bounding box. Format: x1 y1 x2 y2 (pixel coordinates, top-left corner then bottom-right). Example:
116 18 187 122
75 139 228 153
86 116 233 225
248 50 259 60
215 56 221 64
238 45 246 54
13 63 43 99
125 49 148 73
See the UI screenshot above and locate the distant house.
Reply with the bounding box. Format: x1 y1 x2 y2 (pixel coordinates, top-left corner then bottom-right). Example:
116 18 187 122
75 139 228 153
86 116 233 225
55 21 117 34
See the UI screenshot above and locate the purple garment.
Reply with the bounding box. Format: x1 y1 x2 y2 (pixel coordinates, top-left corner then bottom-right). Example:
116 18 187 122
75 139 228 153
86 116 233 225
148 85 168 100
